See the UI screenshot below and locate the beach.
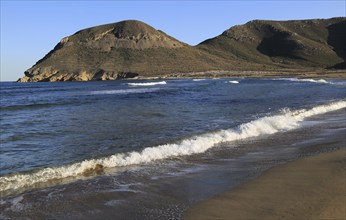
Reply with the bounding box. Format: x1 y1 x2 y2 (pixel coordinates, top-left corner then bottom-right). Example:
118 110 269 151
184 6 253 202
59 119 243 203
1 78 345 219
184 148 346 220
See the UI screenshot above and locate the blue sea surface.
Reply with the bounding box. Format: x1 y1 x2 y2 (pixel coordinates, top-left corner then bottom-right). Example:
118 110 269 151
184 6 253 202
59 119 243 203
1 77 346 219
0 78 345 176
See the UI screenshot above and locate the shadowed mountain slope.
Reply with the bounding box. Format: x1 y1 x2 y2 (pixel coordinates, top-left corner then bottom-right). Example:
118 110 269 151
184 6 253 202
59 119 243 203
18 18 345 82
197 17 345 69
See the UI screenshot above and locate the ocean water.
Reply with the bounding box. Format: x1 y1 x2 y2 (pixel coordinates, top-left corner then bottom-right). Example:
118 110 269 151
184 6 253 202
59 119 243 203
0 77 345 219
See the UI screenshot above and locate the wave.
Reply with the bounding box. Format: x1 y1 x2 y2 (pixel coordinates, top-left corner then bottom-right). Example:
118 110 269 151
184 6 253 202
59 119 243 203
1 100 345 192
1 103 59 111
294 78 328 84
279 78 346 86
228 80 239 84
280 78 329 84
90 88 160 95
192 79 206 81
127 81 167 86
328 81 346 86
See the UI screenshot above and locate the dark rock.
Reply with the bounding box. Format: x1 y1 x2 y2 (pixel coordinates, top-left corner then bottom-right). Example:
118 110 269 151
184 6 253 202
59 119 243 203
117 72 139 79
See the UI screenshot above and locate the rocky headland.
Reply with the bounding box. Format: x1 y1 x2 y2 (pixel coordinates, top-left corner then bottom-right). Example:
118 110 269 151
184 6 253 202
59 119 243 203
18 18 346 82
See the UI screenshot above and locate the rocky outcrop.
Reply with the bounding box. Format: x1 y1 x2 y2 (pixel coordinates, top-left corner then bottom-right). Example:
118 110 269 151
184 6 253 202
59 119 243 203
17 68 139 82
18 18 346 82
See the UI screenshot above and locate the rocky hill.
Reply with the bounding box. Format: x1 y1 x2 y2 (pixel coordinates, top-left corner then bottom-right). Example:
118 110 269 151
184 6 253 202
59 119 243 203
197 17 345 69
18 18 345 82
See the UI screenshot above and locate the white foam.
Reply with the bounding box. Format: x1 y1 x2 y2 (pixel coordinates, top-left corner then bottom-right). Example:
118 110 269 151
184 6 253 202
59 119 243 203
1 100 345 192
330 81 346 86
90 88 160 95
228 80 239 84
296 78 328 84
278 78 346 86
127 81 167 86
192 79 206 81
280 78 328 84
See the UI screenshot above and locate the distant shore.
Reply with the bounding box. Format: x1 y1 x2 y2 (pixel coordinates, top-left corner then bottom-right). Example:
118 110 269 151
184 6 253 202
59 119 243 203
14 69 346 83
183 148 346 220
136 69 346 80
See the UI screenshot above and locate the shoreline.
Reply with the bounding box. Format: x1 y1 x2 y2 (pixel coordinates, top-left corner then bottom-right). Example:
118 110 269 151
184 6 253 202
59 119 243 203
156 69 346 80
1 104 345 219
183 148 346 220
11 69 346 83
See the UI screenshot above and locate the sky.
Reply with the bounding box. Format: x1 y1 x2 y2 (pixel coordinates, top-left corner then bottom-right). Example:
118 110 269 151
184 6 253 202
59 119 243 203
1 1 345 81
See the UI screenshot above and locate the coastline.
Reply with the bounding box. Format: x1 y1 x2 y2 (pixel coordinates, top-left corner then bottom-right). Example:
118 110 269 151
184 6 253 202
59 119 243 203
1 77 345 220
12 69 346 82
137 69 346 80
183 148 346 220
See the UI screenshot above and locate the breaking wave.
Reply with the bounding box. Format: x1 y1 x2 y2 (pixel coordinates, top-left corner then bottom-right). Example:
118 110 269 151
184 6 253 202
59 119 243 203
127 81 167 86
281 78 328 84
278 78 346 86
228 80 239 84
90 88 160 95
1 100 345 193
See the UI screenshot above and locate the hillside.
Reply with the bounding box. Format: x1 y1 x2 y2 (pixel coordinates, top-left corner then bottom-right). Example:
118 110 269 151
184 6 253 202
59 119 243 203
197 17 345 69
18 18 345 82
18 20 239 82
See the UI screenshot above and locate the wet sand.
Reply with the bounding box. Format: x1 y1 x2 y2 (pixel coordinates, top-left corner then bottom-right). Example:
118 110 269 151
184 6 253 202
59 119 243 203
1 110 344 220
184 148 346 220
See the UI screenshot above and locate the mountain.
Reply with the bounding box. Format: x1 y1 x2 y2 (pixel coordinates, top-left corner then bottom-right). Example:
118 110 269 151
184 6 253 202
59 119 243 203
18 20 234 82
197 17 345 69
18 18 345 82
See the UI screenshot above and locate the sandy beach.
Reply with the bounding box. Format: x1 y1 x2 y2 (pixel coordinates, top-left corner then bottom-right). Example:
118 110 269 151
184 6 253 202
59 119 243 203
184 148 346 220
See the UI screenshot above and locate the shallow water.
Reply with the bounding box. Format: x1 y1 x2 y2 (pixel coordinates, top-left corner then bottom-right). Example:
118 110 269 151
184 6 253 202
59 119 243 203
0 77 345 219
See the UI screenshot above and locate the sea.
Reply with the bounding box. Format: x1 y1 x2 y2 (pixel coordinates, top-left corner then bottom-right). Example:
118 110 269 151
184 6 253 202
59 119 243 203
0 77 345 219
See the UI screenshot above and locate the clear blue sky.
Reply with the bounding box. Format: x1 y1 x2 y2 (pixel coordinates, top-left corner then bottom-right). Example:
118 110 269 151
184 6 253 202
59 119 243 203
1 1 345 81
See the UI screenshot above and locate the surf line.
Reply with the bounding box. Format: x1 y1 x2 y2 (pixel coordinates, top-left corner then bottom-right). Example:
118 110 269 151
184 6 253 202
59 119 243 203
1 100 345 193
127 81 167 86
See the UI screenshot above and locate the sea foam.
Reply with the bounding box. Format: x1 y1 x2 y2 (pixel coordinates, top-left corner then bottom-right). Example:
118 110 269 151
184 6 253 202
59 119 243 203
127 81 167 86
280 78 328 84
90 88 160 95
278 78 346 86
1 100 345 192
228 80 239 84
